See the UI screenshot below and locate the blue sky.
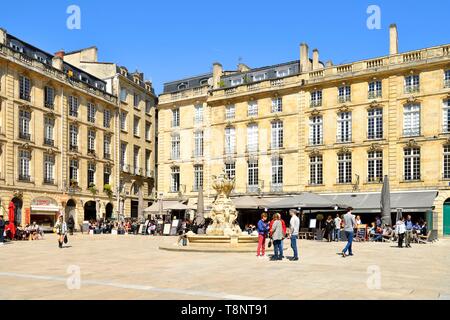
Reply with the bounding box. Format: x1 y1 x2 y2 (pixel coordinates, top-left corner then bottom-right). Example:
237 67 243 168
1 0 449 94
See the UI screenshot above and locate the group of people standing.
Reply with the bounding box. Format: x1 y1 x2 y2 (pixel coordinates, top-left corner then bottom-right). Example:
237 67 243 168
256 209 300 261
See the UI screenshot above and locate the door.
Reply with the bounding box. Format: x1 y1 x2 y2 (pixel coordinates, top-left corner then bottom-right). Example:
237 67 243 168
444 200 450 236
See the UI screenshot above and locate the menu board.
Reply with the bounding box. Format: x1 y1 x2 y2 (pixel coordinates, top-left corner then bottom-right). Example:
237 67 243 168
163 223 171 235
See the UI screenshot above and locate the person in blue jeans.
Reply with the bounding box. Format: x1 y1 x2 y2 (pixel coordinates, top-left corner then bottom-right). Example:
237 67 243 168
289 209 300 261
270 214 284 261
341 207 356 258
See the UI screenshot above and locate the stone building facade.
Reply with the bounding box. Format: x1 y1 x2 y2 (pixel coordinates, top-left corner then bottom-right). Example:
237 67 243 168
157 25 450 236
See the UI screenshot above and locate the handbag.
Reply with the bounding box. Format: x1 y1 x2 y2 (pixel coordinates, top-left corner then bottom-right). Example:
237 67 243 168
268 238 273 248
64 235 68 244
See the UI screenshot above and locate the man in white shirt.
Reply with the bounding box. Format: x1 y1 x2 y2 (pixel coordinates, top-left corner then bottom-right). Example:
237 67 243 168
334 214 342 242
289 209 300 261
395 216 406 248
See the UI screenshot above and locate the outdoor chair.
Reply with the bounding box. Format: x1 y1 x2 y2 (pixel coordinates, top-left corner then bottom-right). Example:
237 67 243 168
299 228 309 240
418 231 432 244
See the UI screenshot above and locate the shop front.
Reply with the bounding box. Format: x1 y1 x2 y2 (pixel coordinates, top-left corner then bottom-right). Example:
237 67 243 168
30 197 60 232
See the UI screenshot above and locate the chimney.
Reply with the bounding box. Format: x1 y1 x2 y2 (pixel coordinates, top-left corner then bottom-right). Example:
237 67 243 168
0 28 6 45
52 55 64 71
55 50 65 59
325 60 333 68
212 62 223 89
237 63 251 73
312 49 320 70
300 43 310 72
389 24 398 55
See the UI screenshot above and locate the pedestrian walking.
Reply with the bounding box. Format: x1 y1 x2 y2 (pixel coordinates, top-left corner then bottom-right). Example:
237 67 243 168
395 217 406 248
67 215 75 235
404 215 413 248
54 215 68 248
341 207 356 258
0 214 5 245
289 209 300 261
334 214 342 242
270 214 284 261
256 213 269 258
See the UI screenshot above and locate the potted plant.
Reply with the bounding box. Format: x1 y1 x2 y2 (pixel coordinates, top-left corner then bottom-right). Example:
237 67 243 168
316 214 324 240
103 184 113 199
88 183 98 196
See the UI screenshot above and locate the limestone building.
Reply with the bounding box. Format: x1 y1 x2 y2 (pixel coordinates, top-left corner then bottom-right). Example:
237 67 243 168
0 28 156 229
158 25 450 237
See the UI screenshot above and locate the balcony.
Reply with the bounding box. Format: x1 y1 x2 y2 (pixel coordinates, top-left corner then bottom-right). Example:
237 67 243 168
18 175 31 182
336 134 352 144
368 90 382 100
270 183 283 193
308 180 324 186
70 145 79 152
405 85 420 94
338 95 351 104
69 112 79 118
247 185 259 194
403 175 421 182
336 178 353 185
43 178 55 185
245 146 259 154
19 132 31 141
403 128 421 137
310 100 322 108
20 93 31 101
88 149 96 156
44 138 54 147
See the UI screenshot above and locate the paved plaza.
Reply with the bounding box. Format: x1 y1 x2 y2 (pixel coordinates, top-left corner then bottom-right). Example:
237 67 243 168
0 234 449 300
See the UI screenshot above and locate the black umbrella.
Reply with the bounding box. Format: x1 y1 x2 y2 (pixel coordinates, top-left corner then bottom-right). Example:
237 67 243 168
195 187 205 234
380 175 392 226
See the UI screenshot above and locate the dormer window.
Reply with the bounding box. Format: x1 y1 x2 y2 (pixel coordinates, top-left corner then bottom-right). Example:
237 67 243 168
230 78 243 86
34 52 48 64
199 78 209 86
277 69 290 77
253 73 267 82
9 40 24 53
79 74 90 84
178 83 188 90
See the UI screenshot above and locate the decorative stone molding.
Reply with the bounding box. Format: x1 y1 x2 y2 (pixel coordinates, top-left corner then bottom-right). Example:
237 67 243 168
337 146 351 154
368 143 382 152
311 109 321 117
337 105 351 113
405 139 419 148
309 148 322 157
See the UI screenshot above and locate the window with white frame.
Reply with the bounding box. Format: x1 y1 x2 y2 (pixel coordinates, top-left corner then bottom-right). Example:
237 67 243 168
225 162 236 179
88 130 96 153
19 109 31 140
171 134 180 160
443 100 450 133
133 116 140 137
247 101 258 117
146 100 153 114
103 109 111 128
271 120 283 149
337 112 352 143
225 105 235 120
271 157 283 189
133 93 140 108
444 145 450 180
272 97 282 113
171 167 180 192
403 104 420 136
405 75 420 93
87 162 96 187
44 86 55 108
69 124 78 150
225 126 236 154
120 88 128 102
368 108 383 140
172 108 180 127
87 103 96 123
44 117 54 146
120 142 127 168
194 131 204 157
133 146 140 172
311 90 323 107
19 75 31 101
43 154 55 184
248 160 259 189
145 122 151 141
338 85 351 103
194 165 203 191
404 148 420 181
368 81 382 99
368 150 383 183
145 150 151 175
104 165 111 185
310 155 323 185
230 78 243 86
247 123 258 152
338 153 352 184
445 70 450 88
194 104 203 124
309 116 323 145
68 96 79 117
18 150 31 180
120 111 127 131
69 159 78 183
103 134 111 159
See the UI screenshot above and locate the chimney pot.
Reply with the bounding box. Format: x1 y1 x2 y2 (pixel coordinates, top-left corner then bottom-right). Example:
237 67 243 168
55 50 65 59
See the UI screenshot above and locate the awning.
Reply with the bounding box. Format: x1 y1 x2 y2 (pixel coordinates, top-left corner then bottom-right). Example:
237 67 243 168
232 196 271 209
143 200 188 214
266 193 339 209
320 190 438 213
31 205 60 213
